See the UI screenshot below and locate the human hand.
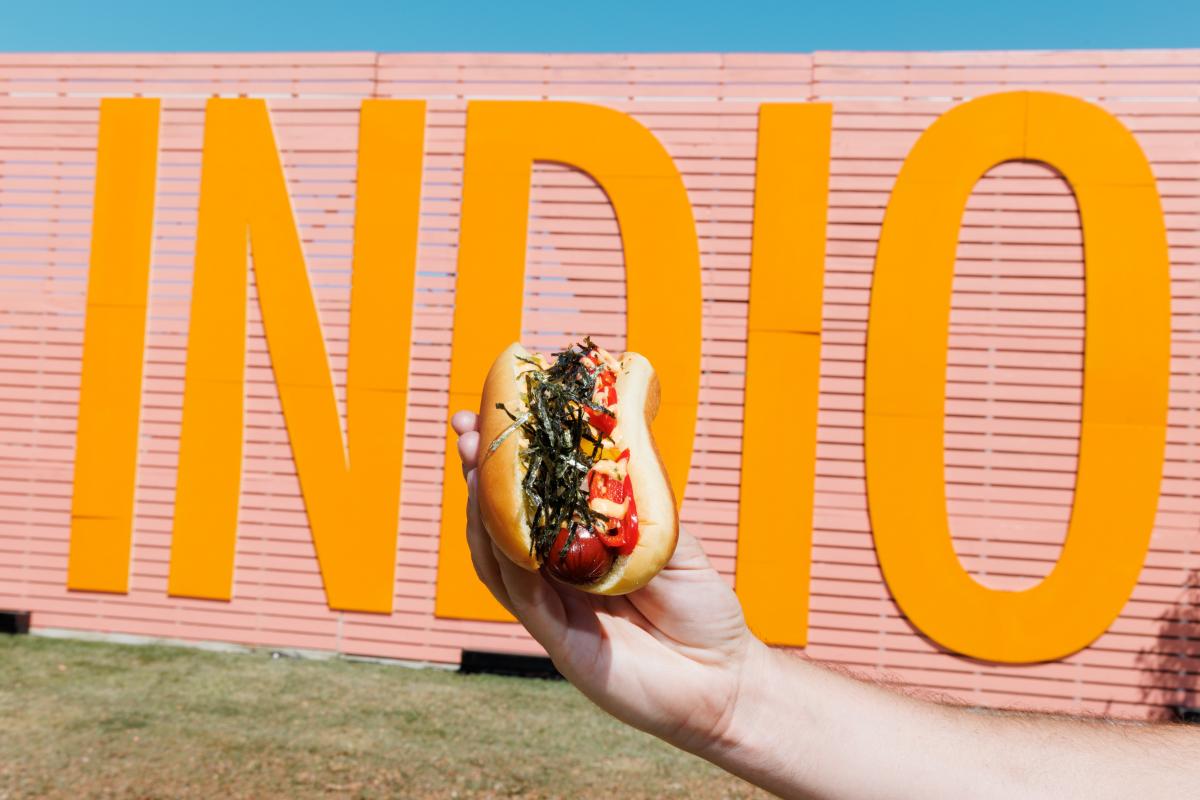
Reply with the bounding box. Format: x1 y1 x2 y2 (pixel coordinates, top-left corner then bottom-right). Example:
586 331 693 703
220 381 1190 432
451 409 767 755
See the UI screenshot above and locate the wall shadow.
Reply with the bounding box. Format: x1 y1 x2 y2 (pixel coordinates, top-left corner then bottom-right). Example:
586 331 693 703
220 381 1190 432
1136 570 1200 722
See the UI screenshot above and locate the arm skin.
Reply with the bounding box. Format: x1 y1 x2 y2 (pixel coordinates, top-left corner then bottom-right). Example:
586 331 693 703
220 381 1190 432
451 409 1200 800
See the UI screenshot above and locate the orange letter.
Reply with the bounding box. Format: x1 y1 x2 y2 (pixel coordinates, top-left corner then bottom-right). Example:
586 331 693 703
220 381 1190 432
865 92 1170 662
736 103 831 646
435 101 702 621
67 98 160 593
167 99 424 613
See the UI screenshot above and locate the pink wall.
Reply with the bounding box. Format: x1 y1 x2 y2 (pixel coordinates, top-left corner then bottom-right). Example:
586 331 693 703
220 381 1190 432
1 50 1199 718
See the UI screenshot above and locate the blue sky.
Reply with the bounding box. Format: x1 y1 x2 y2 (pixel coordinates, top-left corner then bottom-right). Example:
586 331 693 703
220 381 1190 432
1 0 1197 52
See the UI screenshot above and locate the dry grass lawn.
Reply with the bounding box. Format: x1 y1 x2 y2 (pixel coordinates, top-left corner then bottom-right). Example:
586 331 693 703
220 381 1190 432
0 635 768 799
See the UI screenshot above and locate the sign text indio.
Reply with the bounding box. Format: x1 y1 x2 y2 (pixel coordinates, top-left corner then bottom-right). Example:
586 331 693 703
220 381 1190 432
65 92 1169 664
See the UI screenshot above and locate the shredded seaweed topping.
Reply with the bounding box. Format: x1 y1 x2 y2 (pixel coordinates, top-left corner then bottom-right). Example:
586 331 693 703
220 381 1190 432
493 337 616 560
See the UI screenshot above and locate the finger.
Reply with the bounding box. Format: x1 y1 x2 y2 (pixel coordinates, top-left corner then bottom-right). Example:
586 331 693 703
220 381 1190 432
450 410 478 436
546 579 598 631
487 541 522 616
491 545 569 653
544 581 608 675
457 430 481 477
464 470 515 615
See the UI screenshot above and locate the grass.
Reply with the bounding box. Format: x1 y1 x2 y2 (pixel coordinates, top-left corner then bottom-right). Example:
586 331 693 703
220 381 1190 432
0 635 768 799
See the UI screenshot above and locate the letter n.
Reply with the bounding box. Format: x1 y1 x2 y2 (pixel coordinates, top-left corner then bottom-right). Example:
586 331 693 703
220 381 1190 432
166 99 424 613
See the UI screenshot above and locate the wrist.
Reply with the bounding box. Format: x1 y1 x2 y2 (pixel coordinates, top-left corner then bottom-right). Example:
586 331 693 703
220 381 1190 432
694 641 826 799
695 636 780 763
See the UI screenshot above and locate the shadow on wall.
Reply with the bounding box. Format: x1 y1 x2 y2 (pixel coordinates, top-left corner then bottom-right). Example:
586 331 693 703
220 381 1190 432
1136 571 1200 722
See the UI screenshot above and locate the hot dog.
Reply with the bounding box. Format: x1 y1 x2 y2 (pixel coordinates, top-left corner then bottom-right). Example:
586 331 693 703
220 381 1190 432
477 338 678 594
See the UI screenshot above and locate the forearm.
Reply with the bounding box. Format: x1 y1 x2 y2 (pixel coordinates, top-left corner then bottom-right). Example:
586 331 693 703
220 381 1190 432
695 642 1200 800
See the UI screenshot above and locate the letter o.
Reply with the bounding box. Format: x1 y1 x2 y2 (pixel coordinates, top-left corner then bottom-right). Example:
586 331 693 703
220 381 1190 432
865 92 1170 663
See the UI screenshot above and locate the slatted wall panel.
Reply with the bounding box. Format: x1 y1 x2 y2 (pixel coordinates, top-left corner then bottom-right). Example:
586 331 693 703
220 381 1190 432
0 50 1197 719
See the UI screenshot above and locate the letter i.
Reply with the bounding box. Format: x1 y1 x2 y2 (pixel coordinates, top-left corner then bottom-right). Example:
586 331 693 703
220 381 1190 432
736 103 832 646
67 99 161 593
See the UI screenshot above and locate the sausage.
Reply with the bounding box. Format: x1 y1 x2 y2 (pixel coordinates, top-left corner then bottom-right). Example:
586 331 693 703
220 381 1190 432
543 524 614 585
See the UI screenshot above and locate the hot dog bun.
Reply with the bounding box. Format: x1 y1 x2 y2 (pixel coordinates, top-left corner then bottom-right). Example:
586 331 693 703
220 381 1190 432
477 341 678 595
